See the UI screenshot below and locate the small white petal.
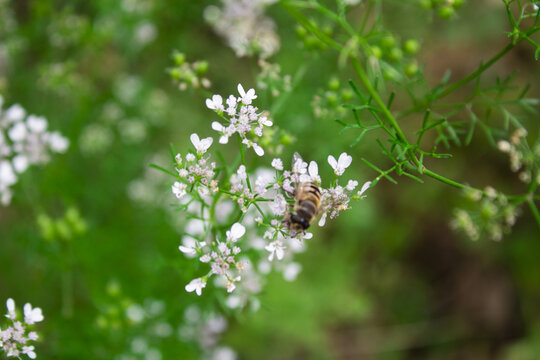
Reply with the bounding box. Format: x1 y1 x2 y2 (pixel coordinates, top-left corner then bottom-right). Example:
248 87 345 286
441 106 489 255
358 181 371 197
318 212 327 227
237 83 246 97
327 155 337 170
338 152 353 169
212 121 224 131
308 161 318 178
190 133 200 148
230 223 246 239
253 143 264 156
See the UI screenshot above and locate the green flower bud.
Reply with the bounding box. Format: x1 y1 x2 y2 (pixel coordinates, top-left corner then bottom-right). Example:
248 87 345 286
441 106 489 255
405 62 419 77
341 89 354 102
452 0 464 9
438 5 455 19
280 133 295 146
304 36 320 50
419 0 432 9
56 219 72 241
37 214 56 241
169 67 181 80
370 45 383 59
380 35 396 49
325 91 339 106
328 77 340 91
194 61 209 74
404 39 420 54
389 48 403 62
295 25 307 38
172 52 186 66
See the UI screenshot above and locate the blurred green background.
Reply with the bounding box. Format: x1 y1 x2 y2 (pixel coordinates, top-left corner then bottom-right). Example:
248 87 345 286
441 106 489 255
1 0 539 359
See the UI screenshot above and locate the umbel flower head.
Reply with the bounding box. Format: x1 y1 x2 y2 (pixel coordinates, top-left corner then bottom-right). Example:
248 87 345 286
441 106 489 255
165 83 372 305
206 84 271 156
1 298 44 359
0 96 69 206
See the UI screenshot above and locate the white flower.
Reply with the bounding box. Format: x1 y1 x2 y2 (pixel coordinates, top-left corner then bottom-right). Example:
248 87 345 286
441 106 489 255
5 104 26 123
185 277 206 296
0 161 17 186
271 158 283 170
265 240 285 261
185 153 196 162
225 95 237 116
190 133 213 154
357 181 371 197
12 155 29 173
48 131 69 153
270 194 286 216
26 115 47 133
300 161 320 183
22 346 36 359
328 152 352 176
226 223 245 242
252 143 264 156
211 121 230 144
283 263 301 281
179 244 196 256
172 181 187 199
6 298 16 320
8 122 27 142
205 94 224 111
258 116 272 127
346 180 358 191
23 303 44 324
237 84 257 105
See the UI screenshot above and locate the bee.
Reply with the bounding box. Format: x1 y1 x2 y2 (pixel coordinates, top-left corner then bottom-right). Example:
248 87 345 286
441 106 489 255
284 153 322 235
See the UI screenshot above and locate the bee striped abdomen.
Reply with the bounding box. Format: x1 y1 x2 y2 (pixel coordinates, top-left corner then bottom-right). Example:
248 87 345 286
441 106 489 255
291 181 321 231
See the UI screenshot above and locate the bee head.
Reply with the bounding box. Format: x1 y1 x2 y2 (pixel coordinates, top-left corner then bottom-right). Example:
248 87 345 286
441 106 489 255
290 213 310 231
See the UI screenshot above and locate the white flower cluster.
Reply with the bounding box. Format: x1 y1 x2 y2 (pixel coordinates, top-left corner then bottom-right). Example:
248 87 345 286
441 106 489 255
171 133 218 200
204 0 280 59
0 299 44 359
177 151 370 299
0 96 69 205
207 84 272 156
178 305 237 360
497 128 540 185
167 84 372 305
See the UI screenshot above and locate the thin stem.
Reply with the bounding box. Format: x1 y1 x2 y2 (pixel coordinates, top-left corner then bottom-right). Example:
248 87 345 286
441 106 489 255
527 197 540 229
238 135 252 192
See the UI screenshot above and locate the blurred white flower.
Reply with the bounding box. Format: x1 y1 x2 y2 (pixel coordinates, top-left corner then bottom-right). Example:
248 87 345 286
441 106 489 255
226 223 246 242
328 152 352 176
23 303 44 325
358 181 371 197
26 116 47 133
6 298 16 320
172 182 187 199
185 277 207 296
265 240 285 261
48 131 69 153
271 158 283 170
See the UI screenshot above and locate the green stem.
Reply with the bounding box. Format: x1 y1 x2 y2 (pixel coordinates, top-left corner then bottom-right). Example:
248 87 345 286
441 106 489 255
238 135 252 192
399 26 540 118
350 58 409 145
527 197 540 229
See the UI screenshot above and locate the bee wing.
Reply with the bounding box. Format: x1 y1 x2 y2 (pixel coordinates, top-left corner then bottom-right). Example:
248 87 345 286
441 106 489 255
290 152 304 197
292 152 303 174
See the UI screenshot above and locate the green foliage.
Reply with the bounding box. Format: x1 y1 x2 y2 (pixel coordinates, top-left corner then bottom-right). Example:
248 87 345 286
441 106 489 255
1 0 540 359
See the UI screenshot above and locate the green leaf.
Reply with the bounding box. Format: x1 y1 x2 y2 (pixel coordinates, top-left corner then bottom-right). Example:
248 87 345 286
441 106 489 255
150 163 177 178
